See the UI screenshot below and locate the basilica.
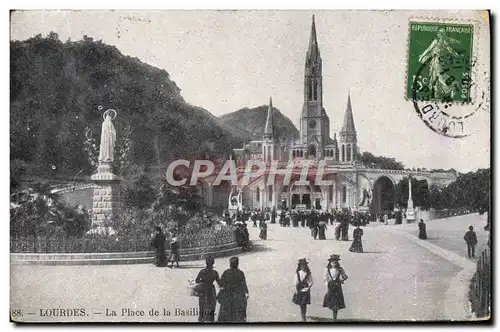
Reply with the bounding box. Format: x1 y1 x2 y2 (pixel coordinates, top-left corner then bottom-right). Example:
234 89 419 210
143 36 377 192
199 16 456 214
231 16 364 212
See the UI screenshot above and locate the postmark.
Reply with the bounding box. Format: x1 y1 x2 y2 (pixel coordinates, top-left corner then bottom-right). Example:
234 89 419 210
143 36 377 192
406 19 488 138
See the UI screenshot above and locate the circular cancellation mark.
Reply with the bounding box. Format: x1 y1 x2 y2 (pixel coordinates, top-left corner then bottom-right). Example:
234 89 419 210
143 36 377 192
411 56 487 139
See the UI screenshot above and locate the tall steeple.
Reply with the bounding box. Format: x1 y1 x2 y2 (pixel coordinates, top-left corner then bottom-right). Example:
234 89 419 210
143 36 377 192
339 92 357 163
263 97 276 163
307 15 320 63
264 97 274 139
341 92 356 134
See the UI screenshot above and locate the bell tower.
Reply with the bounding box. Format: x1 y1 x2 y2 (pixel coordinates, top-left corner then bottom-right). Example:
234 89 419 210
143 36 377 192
300 15 331 158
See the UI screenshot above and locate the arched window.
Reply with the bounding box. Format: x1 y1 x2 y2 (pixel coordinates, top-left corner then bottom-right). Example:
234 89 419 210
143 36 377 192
342 186 347 203
341 145 345 162
329 186 333 202
256 189 260 202
346 144 351 161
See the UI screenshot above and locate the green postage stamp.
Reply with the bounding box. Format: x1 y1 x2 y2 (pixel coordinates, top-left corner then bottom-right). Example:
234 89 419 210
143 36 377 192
407 21 474 103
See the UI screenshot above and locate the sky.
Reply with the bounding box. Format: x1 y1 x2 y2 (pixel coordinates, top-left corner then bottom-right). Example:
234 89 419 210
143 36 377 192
10 10 491 172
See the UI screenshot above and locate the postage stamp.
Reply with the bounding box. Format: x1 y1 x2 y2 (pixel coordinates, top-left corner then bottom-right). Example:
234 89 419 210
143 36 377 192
406 18 488 138
407 21 474 103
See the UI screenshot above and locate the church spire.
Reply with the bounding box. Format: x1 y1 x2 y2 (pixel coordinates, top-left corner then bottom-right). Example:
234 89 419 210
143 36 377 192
341 92 356 134
264 97 274 138
307 15 320 62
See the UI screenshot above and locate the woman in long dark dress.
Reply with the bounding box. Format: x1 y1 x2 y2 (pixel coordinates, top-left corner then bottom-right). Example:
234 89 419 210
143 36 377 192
150 227 167 267
293 258 313 322
318 221 327 240
217 257 249 322
349 225 364 252
323 254 348 321
418 219 428 239
195 256 221 322
259 221 267 240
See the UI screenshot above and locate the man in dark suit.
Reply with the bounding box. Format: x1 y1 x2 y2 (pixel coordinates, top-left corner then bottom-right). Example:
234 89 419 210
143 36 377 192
463 225 478 258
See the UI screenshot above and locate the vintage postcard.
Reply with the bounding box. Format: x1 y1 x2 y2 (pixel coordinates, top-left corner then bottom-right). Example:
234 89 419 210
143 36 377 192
10 10 491 323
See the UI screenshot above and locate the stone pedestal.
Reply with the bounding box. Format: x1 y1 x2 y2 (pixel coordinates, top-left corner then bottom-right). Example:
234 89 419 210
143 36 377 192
357 205 370 213
406 199 416 222
90 163 121 228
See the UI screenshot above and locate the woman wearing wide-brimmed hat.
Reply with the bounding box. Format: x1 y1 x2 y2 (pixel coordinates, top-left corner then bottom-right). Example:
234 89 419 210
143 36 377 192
292 258 314 322
323 254 348 321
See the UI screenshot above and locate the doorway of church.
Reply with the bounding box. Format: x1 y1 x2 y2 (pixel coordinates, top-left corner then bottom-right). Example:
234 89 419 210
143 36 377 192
302 194 311 209
281 199 287 210
308 145 316 157
291 194 300 209
315 198 321 210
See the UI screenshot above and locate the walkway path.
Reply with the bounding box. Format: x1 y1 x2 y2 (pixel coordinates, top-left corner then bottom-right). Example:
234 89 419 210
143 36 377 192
10 214 488 322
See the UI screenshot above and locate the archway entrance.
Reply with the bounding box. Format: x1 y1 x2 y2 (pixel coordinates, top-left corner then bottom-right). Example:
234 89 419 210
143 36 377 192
290 184 313 210
308 144 317 158
372 176 395 215
291 194 301 209
302 194 311 209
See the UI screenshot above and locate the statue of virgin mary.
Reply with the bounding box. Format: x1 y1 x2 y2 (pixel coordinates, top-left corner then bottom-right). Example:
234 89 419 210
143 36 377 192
99 110 117 163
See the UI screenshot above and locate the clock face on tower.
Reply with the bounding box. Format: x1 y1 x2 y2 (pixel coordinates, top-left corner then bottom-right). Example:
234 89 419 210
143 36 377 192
309 120 316 129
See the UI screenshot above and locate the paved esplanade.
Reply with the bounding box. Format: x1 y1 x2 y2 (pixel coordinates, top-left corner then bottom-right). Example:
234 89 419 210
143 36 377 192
11 214 488 322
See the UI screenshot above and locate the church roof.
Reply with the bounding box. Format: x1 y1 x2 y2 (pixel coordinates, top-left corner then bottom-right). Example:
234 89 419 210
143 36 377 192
264 97 274 137
341 93 356 134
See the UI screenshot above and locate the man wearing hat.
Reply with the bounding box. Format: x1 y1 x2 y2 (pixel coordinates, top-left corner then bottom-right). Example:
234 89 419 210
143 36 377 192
323 254 348 321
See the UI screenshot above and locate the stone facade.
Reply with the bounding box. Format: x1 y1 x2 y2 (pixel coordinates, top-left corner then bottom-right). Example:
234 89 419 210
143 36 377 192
90 163 121 227
91 181 121 226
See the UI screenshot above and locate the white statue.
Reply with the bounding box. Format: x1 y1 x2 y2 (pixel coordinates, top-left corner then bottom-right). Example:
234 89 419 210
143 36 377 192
99 109 117 163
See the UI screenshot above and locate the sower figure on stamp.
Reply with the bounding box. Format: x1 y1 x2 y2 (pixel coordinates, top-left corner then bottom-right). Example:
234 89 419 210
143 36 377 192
418 28 463 100
217 257 249 322
150 226 167 267
323 254 348 321
463 225 478 258
195 256 221 322
292 258 313 322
